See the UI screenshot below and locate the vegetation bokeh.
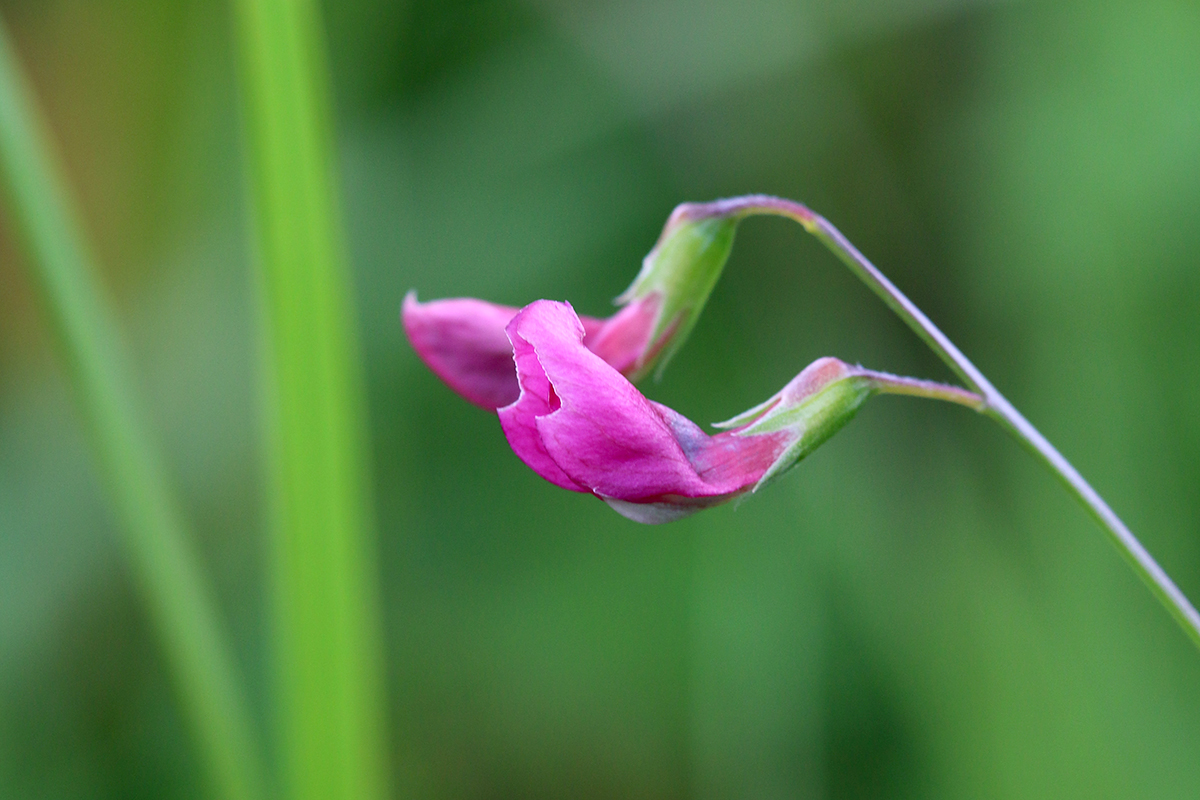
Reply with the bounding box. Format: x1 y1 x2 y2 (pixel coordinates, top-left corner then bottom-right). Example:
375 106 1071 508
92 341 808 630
2 0 1199 797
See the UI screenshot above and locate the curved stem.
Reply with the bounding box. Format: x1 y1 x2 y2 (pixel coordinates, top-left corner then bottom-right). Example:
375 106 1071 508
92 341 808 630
714 195 1200 651
854 369 985 410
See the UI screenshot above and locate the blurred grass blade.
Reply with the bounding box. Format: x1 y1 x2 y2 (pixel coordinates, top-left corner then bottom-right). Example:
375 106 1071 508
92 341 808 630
232 2 387 800
0 17 268 800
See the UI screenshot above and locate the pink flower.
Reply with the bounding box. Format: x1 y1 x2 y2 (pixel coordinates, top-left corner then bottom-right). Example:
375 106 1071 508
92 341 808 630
496 300 880 523
402 195 762 409
403 197 984 523
402 292 659 410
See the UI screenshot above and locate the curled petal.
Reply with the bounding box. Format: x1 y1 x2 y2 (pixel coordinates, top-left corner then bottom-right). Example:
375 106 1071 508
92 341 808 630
403 292 658 410
402 293 523 409
498 304 589 492
498 300 796 522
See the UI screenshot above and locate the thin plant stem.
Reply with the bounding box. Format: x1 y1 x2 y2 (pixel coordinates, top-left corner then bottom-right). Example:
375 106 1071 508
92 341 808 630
855 369 985 410
715 194 1200 651
0 17 268 800
231 1 387 800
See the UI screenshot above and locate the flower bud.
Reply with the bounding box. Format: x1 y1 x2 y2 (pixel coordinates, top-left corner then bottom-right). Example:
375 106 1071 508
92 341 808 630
614 195 820 381
711 357 875 491
614 202 739 381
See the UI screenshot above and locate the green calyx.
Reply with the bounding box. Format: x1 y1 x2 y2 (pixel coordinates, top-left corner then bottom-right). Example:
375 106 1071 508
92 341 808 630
616 195 821 383
616 204 741 381
713 358 877 491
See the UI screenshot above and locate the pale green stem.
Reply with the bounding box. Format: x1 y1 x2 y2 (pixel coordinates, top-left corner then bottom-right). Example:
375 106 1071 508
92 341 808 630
231 1 387 800
713 195 1200 651
0 17 268 800
855 369 985 410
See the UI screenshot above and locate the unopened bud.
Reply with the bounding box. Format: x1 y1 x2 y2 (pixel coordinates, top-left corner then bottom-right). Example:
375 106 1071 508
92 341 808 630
713 357 875 490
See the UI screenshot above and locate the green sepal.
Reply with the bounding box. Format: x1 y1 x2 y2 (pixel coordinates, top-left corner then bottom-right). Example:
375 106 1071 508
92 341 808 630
616 205 740 381
715 358 877 491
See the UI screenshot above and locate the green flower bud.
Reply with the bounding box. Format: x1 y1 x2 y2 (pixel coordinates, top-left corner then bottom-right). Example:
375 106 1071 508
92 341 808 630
616 195 818 381
714 356 985 491
713 357 875 490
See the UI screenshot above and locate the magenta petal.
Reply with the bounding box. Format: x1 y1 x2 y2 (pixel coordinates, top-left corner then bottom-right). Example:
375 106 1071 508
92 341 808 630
499 300 785 509
402 293 523 409
403 292 640 410
497 304 590 492
582 294 659 376
505 300 706 500
651 402 787 490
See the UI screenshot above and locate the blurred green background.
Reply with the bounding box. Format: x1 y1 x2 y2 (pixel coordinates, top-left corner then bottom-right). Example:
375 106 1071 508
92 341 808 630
2 0 1200 797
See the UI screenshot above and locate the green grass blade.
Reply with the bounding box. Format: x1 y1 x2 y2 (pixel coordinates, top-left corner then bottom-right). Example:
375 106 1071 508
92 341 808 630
0 17 268 800
231 2 387 799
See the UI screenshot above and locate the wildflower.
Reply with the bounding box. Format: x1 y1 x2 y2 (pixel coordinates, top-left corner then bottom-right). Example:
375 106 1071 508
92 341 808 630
497 300 977 523
402 196 766 407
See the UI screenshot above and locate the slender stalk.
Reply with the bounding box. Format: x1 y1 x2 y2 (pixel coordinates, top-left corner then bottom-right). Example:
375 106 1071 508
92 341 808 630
718 195 1200 651
0 17 268 800
232 2 387 800
855 369 985 411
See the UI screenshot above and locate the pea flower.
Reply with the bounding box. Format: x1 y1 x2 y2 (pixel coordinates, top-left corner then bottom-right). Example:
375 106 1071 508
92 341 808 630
403 195 983 523
496 300 981 523
402 195 765 408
